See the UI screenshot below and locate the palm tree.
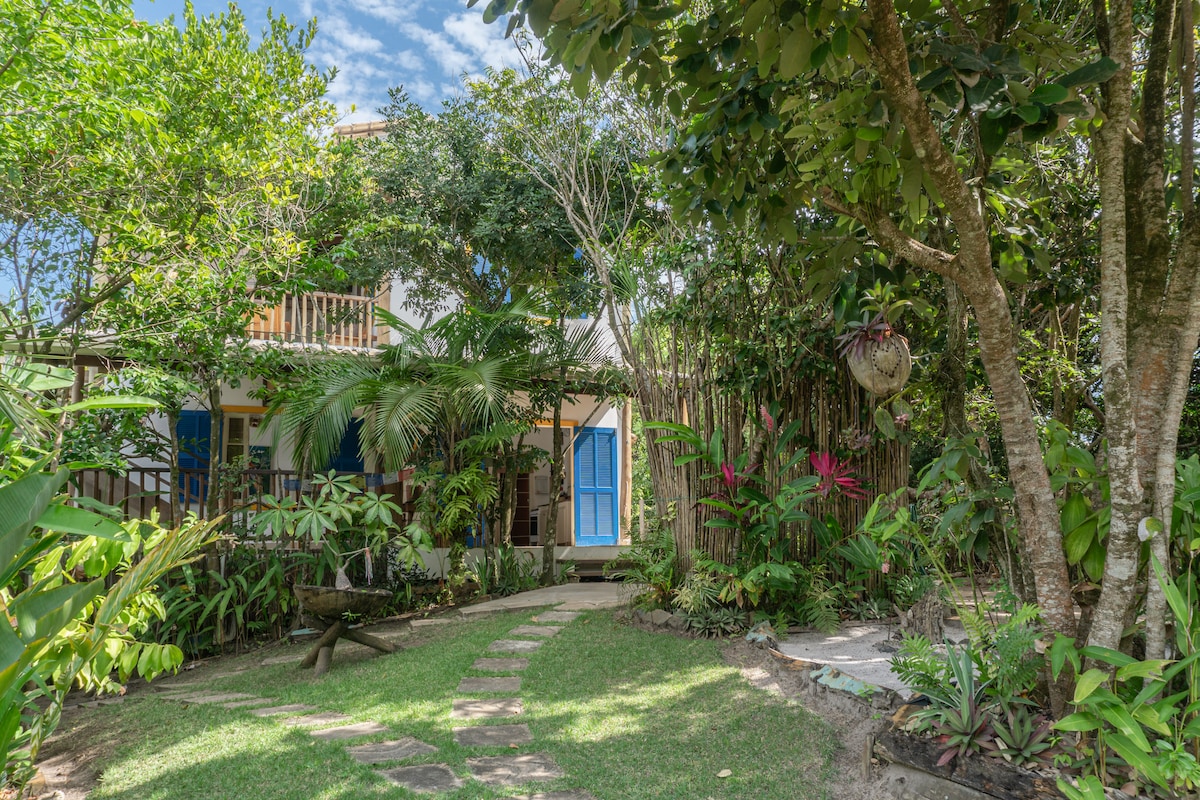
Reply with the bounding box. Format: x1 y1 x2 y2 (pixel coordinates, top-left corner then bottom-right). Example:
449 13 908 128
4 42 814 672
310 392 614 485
278 304 543 475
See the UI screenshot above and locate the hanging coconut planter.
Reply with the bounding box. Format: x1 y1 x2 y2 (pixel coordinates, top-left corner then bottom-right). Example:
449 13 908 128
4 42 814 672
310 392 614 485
836 315 913 396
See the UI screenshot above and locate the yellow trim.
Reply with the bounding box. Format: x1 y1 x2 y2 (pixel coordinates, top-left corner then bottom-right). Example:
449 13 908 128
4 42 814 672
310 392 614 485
222 405 268 413
534 419 579 427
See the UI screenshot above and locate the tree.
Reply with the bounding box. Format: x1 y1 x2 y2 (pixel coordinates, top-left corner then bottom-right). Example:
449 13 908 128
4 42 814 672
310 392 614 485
358 87 586 316
481 0 1200 676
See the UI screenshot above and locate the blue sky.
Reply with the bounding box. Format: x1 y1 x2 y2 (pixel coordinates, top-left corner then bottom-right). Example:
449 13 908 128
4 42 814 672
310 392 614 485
133 0 524 123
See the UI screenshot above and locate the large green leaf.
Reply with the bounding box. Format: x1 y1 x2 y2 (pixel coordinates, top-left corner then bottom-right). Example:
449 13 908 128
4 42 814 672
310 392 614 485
0 470 68 583
58 395 159 414
8 579 104 641
35 504 130 541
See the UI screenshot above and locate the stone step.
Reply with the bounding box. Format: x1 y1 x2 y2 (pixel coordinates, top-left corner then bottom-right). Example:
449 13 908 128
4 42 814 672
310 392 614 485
467 752 564 785
531 611 579 624
377 763 463 793
509 625 563 638
281 711 351 727
471 657 529 672
451 698 523 719
310 721 388 741
457 677 521 693
346 737 438 764
249 703 318 717
453 723 532 747
487 639 543 654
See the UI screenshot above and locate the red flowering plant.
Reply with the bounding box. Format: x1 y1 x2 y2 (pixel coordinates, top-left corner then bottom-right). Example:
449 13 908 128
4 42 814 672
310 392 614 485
647 406 871 611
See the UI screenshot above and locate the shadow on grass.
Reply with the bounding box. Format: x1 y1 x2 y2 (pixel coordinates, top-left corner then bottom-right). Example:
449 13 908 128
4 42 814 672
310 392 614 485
78 609 838 800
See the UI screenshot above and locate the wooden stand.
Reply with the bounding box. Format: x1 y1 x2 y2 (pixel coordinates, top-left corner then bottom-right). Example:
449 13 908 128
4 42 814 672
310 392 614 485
293 585 395 677
299 617 397 676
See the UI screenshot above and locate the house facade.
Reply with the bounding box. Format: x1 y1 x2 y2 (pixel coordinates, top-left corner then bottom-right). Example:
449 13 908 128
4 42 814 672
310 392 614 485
75 278 633 556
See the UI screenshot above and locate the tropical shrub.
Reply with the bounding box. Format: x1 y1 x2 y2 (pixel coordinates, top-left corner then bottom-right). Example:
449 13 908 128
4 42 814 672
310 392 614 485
1 468 216 790
1051 556 1200 799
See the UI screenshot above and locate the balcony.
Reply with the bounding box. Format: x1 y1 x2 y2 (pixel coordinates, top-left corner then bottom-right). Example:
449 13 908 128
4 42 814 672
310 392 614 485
247 290 381 349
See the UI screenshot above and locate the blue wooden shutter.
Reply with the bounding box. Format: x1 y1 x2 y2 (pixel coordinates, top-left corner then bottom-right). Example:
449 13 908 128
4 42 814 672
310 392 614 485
176 410 211 504
574 427 618 545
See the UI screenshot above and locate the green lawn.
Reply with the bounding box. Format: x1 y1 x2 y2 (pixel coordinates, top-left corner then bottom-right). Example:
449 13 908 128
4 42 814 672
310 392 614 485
68 609 837 799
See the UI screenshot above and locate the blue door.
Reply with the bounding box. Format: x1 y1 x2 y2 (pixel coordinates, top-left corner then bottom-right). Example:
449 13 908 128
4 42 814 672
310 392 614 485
176 410 211 504
574 427 618 546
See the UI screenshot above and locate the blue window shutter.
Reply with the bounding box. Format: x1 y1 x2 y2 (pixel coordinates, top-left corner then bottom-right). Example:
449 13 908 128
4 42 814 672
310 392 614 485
175 410 211 505
176 410 211 469
574 427 618 545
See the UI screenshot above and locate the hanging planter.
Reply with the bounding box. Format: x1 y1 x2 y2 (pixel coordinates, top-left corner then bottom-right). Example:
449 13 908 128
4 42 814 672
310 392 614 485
836 313 913 396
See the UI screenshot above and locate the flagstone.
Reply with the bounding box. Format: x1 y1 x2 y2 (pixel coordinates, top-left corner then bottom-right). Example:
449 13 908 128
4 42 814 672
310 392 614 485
248 703 318 717
487 639 542 654
377 764 463 793
310 721 388 741
466 752 564 785
451 698 523 719
452 723 532 747
471 657 528 672
346 737 438 764
510 625 563 638
457 676 521 693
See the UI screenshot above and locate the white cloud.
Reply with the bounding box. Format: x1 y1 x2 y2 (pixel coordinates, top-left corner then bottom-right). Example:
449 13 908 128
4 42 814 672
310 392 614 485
318 12 384 55
343 0 423 26
442 11 522 71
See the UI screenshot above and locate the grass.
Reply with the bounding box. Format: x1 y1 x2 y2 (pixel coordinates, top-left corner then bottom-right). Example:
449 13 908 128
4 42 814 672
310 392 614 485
63 609 838 799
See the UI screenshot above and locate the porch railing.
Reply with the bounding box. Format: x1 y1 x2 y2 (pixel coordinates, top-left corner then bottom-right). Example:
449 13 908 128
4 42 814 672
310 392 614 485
70 468 412 530
247 291 378 349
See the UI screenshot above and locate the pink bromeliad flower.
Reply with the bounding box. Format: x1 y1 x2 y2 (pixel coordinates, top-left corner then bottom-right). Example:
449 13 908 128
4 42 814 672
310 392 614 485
810 452 868 499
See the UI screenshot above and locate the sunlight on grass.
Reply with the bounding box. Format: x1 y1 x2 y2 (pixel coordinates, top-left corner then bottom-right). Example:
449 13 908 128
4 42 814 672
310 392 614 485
73 608 837 800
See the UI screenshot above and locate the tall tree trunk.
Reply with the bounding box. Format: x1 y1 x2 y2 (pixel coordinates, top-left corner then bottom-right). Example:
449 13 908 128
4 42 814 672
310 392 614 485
1089 0 1147 656
864 0 1077 663
206 383 223 520
168 409 181 529
542 378 566 585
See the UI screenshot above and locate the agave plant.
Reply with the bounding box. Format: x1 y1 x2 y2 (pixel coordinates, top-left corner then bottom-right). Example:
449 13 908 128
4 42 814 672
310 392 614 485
984 700 1057 767
910 643 996 767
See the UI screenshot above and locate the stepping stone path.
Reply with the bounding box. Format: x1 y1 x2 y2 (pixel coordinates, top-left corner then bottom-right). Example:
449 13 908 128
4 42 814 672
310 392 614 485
282 711 352 727
311 721 389 741
221 697 277 709
145 601 593 796
249 703 318 717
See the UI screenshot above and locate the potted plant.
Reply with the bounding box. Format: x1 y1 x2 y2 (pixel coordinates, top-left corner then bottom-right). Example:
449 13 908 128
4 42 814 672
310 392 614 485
834 285 912 396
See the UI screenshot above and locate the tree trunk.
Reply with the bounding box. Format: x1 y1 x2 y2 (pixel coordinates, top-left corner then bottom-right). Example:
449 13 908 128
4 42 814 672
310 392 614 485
168 409 181 528
542 383 566 585
206 383 223 520
1088 0 1146 657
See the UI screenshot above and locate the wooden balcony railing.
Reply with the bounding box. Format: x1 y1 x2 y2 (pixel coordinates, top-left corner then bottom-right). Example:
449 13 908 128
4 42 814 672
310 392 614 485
247 291 378 348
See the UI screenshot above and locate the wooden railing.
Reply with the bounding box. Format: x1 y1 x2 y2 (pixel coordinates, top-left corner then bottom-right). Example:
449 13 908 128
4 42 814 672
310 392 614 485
70 468 412 530
247 291 378 348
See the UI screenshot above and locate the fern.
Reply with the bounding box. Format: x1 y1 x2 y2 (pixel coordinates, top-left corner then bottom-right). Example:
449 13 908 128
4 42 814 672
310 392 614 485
891 632 953 697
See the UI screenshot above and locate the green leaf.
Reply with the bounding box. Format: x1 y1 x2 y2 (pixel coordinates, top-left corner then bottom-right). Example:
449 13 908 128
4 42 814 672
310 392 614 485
58 396 159 414
778 26 812 80
1063 518 1097 564
1057 57 1120 88
1053 711 1101 732
0 470 68 581
1030 83 1069 104
1073 668 1109 703
831 26 849 59
35 504 130 541
978 112 1011 155
856 125 884 141
874 406 896 438
1060 492 1089 534
1106 733 1167 788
